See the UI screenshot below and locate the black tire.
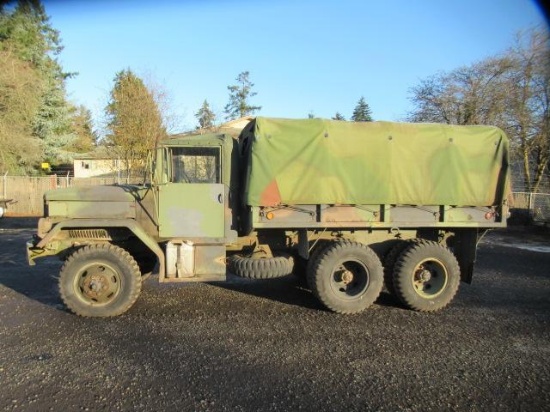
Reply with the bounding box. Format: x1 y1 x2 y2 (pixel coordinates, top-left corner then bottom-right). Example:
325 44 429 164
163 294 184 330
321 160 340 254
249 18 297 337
292 256 307 279
124 242 157 280
229 254 294 279
135 255 157 280
59 244 142 317
306 240 331 280
293 240 336 280
307 240 383 314
392 241 460 312
383 239 416 295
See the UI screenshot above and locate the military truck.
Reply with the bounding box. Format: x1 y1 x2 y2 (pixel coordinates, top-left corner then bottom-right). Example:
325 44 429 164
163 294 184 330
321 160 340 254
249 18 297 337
27 117 510 317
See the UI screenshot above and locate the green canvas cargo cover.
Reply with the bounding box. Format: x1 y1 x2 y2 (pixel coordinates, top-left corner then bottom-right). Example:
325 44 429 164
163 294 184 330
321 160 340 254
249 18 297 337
241 117 510 207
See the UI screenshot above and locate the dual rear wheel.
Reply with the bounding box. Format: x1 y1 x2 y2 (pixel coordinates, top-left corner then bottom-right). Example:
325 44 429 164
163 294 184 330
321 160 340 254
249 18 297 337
385 240 461 312
307 240 384 314
307 239 461 313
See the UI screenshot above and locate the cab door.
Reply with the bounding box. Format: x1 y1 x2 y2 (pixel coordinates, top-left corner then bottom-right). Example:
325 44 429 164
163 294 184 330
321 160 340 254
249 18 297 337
158 146 225 239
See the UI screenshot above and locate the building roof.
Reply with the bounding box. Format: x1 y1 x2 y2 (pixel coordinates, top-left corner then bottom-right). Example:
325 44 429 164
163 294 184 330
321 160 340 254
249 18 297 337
72 146 116 160
171 116 254 139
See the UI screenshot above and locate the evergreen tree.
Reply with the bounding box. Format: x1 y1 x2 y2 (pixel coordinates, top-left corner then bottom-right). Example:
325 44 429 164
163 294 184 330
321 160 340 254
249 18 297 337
351 97 373 122
105 69 166 180
332 112 346 121
33 74 77 162
224 71 261 120
67 105 96 153
0 0 62 67
0 46 42 173
0 0 79 168
195 99 216 130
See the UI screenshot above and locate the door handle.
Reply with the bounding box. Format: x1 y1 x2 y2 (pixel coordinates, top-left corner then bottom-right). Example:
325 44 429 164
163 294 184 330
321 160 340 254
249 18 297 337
218 193 223 204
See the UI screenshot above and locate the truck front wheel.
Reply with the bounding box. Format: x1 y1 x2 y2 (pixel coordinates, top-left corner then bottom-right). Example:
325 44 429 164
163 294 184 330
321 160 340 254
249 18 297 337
59 244 142 317
392 241 460 312
308 240 383 314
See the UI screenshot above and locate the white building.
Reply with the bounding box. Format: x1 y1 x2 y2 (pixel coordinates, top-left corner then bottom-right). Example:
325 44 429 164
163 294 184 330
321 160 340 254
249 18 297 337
73 154 120 178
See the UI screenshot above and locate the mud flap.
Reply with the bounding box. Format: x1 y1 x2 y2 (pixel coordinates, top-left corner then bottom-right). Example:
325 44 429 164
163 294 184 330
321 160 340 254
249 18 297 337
451 229 478 284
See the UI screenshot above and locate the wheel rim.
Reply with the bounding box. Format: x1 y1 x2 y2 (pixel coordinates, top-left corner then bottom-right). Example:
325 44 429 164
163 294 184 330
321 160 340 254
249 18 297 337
74 262 122 305
411 258 448 299
329 259 370 299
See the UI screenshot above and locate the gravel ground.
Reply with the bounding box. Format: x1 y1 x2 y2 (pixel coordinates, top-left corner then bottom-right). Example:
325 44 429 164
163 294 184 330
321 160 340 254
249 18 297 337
0 218 549 411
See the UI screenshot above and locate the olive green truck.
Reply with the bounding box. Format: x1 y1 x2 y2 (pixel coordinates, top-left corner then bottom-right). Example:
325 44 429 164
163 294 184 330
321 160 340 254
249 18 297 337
26 117 511 317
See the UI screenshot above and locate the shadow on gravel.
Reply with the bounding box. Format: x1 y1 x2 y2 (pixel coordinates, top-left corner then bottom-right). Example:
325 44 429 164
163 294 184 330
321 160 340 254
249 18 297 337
0 220 64 310
211 274 404 312
211 275 325 311
375 291 404 308
0 216 39 229
0 261 63 309
477 242 550 280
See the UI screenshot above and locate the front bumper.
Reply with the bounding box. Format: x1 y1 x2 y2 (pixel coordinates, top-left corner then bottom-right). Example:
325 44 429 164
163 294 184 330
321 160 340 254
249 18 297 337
26 238 46 266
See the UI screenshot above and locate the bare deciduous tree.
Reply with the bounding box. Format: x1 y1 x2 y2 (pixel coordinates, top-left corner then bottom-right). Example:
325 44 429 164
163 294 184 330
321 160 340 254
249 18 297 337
504 29 550 192
408 28 549 192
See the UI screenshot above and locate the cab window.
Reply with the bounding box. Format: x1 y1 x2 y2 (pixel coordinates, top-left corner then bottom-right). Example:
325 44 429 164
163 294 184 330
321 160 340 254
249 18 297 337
171 147 220 183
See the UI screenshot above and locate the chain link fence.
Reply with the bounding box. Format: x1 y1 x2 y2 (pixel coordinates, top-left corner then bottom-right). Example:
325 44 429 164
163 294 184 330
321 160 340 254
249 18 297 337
511 192 550 225
510 174 550 225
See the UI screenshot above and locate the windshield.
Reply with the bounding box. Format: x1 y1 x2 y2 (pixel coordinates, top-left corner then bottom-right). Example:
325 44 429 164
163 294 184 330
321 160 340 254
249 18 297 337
170 147 221 184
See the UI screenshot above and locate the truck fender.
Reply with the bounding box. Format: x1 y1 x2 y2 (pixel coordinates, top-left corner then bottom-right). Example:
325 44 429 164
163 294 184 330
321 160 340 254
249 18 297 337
35 219 165 278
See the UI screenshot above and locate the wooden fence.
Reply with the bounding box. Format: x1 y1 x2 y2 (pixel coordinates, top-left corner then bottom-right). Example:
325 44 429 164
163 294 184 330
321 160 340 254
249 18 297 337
1 175 122 216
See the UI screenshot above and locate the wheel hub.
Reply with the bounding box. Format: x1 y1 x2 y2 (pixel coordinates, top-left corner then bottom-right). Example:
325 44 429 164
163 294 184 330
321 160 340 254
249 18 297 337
83 275 109 299
418 269 432 282
340 270 354 285
328 257 372 302
412 260 448 298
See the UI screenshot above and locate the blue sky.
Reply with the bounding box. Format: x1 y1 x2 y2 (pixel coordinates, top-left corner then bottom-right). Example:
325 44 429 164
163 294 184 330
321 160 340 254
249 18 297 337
44 0 547 133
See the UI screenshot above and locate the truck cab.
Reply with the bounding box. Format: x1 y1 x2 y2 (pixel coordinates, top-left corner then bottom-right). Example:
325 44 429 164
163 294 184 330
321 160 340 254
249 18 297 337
153 133 239 281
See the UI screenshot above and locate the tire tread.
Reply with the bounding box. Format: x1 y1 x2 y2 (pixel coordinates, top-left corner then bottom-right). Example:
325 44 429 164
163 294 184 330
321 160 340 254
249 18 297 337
59 243 142 317
393 240 460 312
308 240 383 314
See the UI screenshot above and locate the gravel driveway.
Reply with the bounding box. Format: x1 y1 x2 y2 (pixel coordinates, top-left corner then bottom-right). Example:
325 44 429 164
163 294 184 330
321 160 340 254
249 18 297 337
1 219 549 411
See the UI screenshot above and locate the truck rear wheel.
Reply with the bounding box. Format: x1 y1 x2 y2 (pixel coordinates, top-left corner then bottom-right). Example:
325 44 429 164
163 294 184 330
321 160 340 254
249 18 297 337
383 239 417 295
306 240 331 279
59 244 142 317
308 240 383 314
392 241 460 312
